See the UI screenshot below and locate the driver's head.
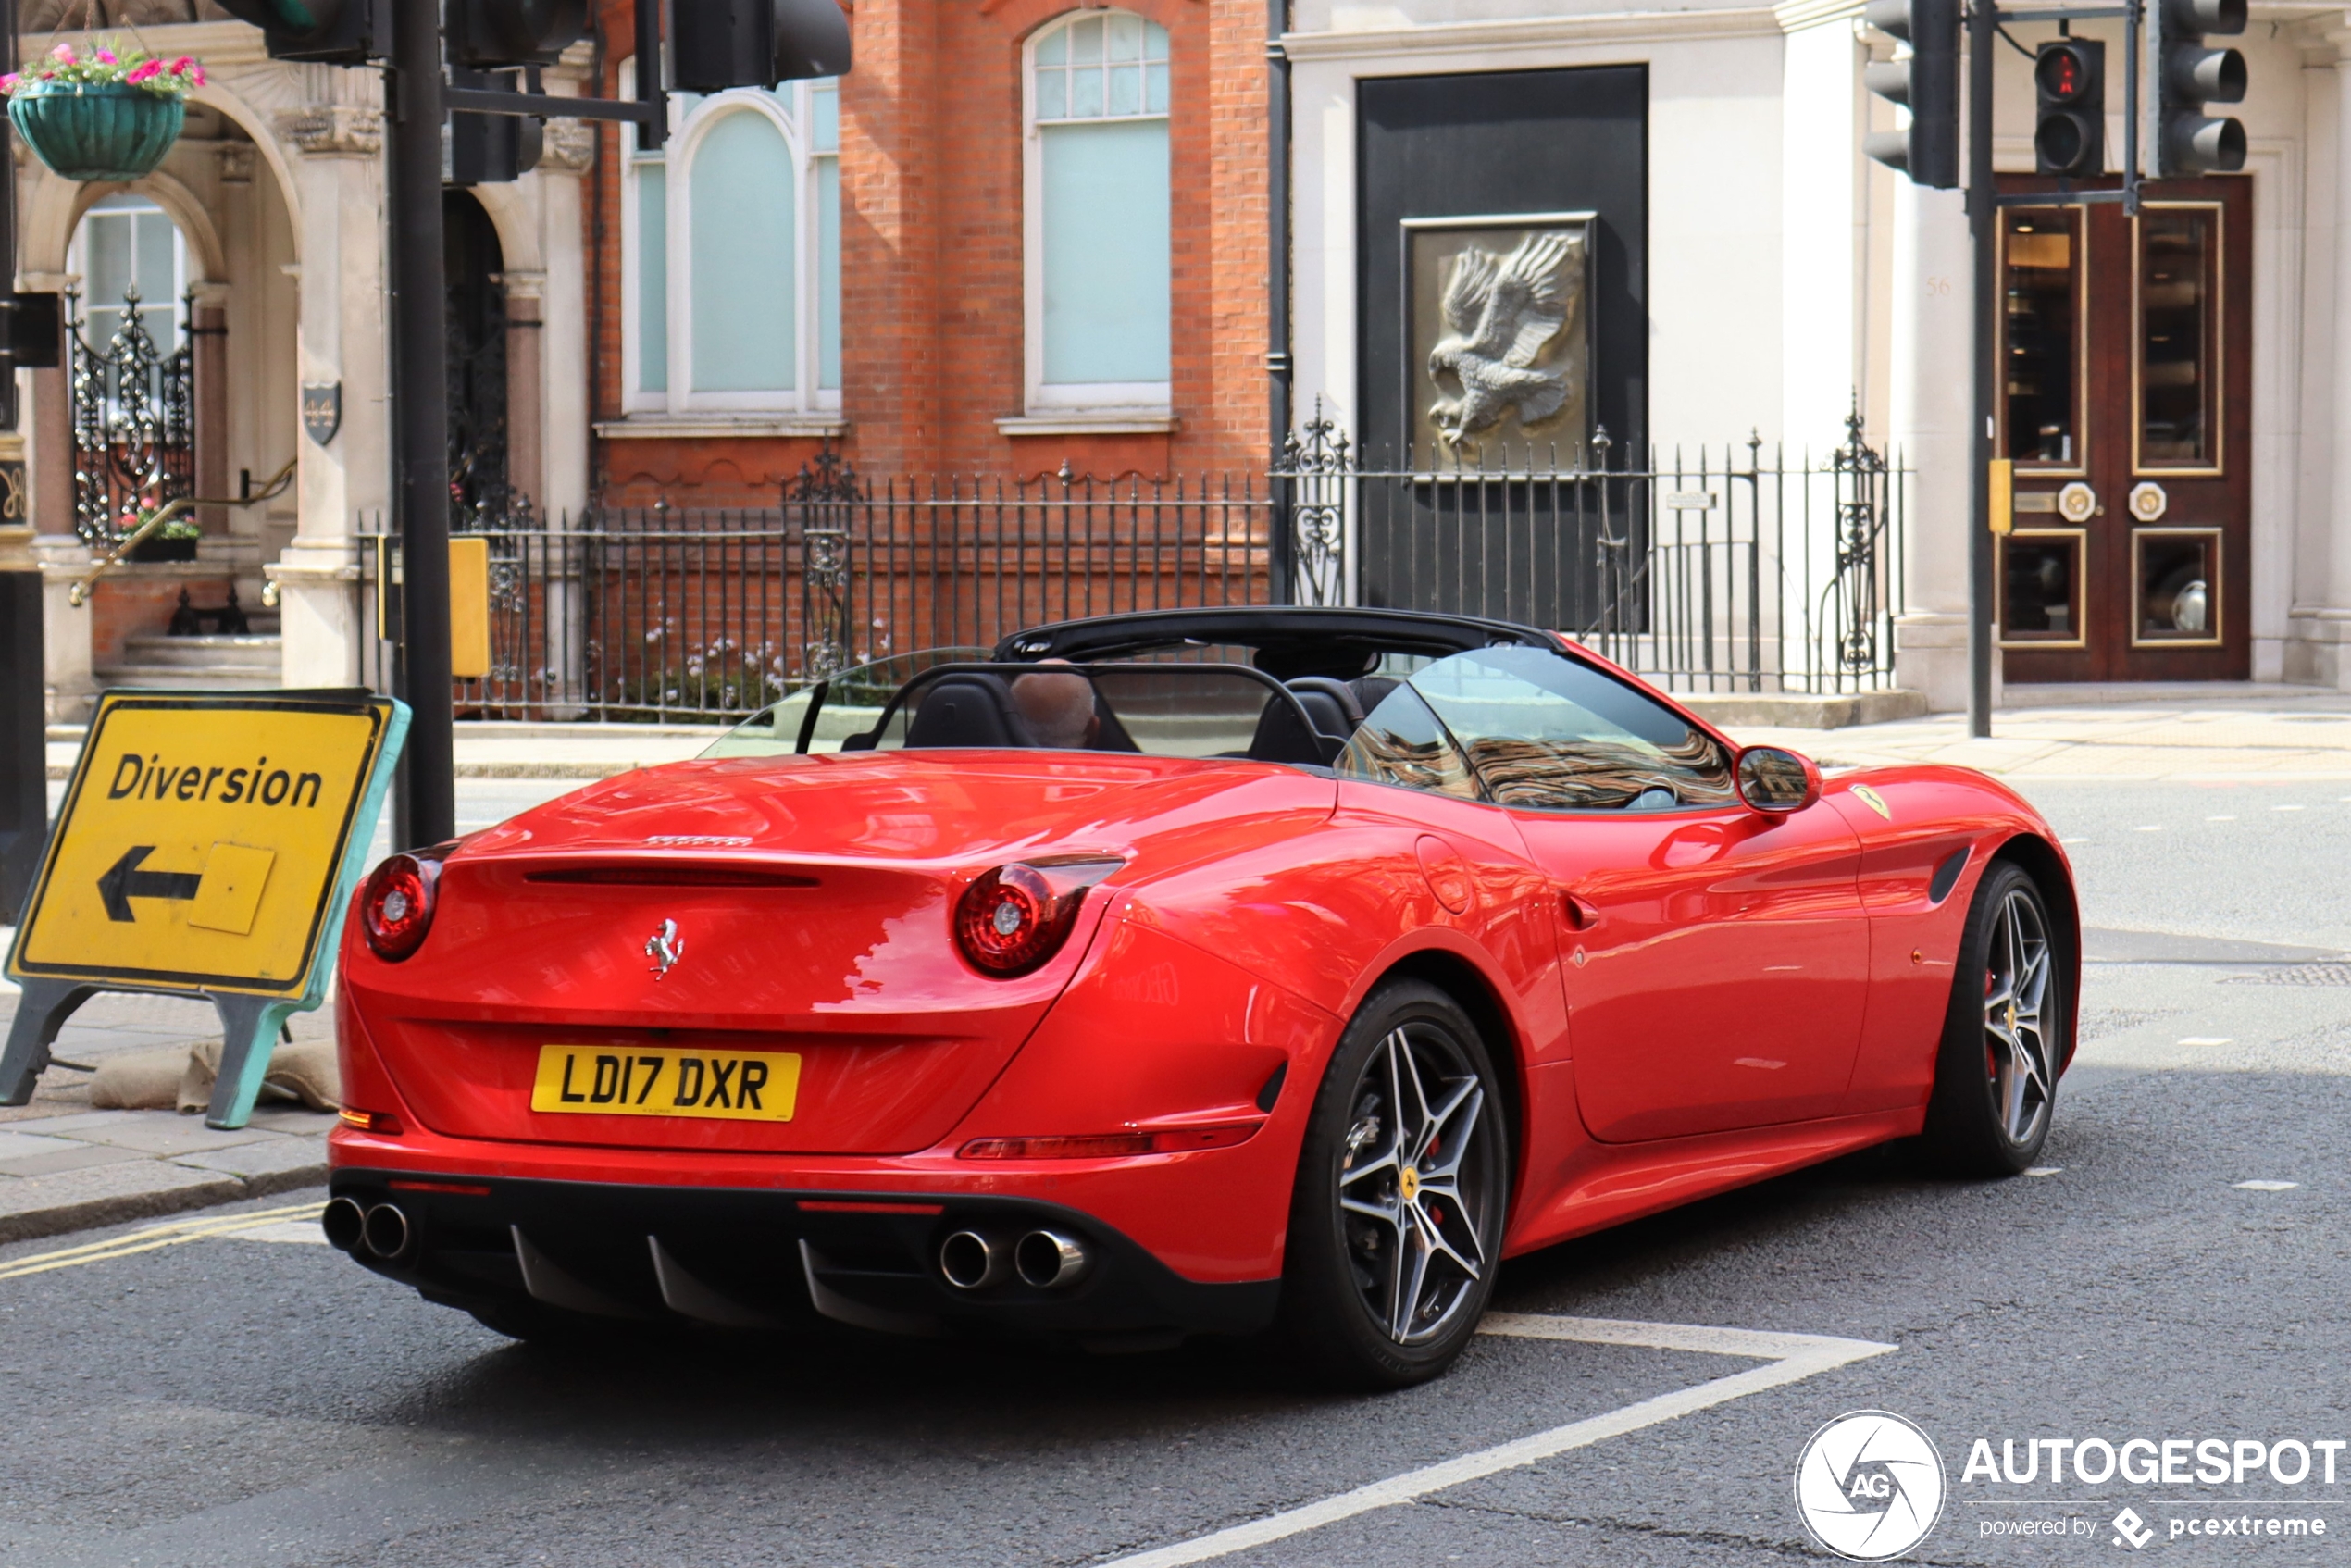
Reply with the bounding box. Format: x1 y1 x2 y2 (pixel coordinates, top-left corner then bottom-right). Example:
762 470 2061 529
1012 662 1099 750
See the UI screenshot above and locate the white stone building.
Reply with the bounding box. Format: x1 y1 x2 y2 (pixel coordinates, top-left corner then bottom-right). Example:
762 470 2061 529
1279 0 2348 703
16 11 592 718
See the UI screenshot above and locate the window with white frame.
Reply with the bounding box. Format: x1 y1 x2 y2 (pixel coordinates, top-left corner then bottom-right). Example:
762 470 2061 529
70 193 187 352
1025 10 1171 413
623 61 840 417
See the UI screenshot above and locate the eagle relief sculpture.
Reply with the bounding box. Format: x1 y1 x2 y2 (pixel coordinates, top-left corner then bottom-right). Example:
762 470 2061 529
1426 230 1586 458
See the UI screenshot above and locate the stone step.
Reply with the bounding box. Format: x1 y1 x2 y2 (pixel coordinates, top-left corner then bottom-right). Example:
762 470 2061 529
93 664 287 692
117 634 283 674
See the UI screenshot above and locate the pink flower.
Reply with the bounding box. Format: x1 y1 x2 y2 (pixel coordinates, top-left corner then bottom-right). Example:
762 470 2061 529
48 43 73 62
93 46 117 64
168 56 193 73
125 59 160 82
189 63 205 85
0 74 19 94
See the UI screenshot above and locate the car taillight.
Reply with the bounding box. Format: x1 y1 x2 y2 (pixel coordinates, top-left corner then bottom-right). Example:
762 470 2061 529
361 853 441 962
952 856 1123 977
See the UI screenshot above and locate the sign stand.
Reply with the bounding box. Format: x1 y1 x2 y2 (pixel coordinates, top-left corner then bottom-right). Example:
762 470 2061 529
0 689 408 1128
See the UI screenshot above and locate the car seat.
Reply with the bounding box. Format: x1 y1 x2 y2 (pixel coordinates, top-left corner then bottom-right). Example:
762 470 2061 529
903 674 1032 748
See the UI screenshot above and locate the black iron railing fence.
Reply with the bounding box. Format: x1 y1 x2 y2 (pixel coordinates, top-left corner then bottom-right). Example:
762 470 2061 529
1275 405 1908 696
361 419 1904 721
69 286 196 545
358 458 1273 722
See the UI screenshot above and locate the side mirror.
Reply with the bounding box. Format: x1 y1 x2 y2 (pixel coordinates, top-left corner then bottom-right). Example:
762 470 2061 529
1735 747 1821 814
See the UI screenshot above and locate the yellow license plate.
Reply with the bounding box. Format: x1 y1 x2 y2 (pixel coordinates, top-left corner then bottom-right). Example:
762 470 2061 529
529 1045 802 1122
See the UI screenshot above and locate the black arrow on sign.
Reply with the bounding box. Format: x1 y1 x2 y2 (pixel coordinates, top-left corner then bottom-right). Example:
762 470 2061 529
97 846 203 923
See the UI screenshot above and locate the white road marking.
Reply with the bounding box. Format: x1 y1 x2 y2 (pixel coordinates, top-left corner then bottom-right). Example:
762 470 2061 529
2025 1166 2064 1177
2177 1037 2233 1047
2206 815 2236 822
2061 837 2092 845
2133 825 2166 833
1099 1315 1894 1568
2234 1180 2300 1192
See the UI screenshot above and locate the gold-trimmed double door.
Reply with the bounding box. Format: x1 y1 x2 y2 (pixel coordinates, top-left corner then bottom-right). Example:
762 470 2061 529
1996 174 2251 682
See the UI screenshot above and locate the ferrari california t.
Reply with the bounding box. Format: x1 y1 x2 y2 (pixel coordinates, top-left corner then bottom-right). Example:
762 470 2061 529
325 606 2075 1387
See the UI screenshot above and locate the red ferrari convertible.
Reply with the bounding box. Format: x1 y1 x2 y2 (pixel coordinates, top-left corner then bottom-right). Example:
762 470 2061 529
326 607 2075 1387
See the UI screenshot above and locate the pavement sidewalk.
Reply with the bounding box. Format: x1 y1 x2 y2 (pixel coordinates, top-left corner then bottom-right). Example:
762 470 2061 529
0 984 336 1245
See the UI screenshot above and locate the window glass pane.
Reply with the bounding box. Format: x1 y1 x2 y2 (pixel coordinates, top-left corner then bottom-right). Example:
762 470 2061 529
1108 12 1144 59
1037 26 1064 65
2137 531 2216 640
1337 682 1481 799
1405 646 1736 811
1036 68 1066 120
2001 207 2078 466
817 156 840 391
2140 208 2214 466
2000 535 2081 640
1145 19 1167 57
1108 63 1141 115
689 109 795 392
1069 16 1101 61
1041 119 1170 384
1070 65 1102 118
637 162 667 392
1145 60 1168 114
812 80 839 152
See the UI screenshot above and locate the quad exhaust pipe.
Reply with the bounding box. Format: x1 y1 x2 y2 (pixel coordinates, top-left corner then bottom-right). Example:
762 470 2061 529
325 1198 417 1262
938 1227 1090 1291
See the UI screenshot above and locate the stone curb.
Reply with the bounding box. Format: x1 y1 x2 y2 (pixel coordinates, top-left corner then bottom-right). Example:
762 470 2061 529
0 1148 327 1247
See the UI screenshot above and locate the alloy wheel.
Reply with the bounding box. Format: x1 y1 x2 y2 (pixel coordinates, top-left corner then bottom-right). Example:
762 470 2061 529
1336 1022 1493 1345
1981 886 2054 1146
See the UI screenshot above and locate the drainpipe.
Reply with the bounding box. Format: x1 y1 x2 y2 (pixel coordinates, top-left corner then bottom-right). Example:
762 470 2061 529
1266 0 1293 599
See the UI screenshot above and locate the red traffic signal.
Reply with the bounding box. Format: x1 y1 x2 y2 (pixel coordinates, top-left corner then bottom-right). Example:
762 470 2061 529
2033 39 2103 177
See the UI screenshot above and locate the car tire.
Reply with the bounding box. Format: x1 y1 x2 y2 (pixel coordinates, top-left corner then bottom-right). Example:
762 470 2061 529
1279 979 1511 1390
1919 860 2065 1177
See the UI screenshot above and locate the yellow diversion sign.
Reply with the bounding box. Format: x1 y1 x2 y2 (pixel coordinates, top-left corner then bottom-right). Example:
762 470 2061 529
3 690 408 1128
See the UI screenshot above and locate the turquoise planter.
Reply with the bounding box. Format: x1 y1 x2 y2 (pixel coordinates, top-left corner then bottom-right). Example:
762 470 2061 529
8 82 183 183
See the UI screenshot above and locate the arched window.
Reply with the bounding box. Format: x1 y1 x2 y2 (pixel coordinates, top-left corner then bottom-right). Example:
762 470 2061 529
69 193 187 351
1025 10 1171 416
622 63 840 423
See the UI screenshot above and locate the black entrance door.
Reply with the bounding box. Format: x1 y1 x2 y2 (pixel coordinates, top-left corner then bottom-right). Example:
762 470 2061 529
444 191 509 527
1355 66 1648 626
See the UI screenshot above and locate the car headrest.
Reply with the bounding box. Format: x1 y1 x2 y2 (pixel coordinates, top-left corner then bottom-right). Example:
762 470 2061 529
1286 676 1364 732
1247 693 1342 765
904 675 1029 749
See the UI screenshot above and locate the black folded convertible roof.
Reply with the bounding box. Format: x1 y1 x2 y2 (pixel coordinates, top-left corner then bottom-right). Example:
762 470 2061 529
993 607 1557 680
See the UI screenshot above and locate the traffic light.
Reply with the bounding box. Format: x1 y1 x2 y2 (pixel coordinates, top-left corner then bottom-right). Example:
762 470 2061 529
672 0 852 93
1862 0 1959 190
447 70 545 184
2148 0 2246 175
2034 39 2104 177
447 0 586 68
211 0 385 63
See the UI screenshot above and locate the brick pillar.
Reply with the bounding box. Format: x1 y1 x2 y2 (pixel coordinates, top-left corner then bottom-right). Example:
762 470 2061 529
501 270 546 513
192 283 230 538
840 0 939 473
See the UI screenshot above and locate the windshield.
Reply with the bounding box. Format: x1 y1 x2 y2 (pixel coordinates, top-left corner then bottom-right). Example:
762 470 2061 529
699 648 989 758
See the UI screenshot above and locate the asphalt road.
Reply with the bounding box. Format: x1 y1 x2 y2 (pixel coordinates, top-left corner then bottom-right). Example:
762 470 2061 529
3 777 2347 1567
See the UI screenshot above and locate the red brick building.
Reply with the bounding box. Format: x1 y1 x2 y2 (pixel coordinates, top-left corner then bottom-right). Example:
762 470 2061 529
584 0 1271 504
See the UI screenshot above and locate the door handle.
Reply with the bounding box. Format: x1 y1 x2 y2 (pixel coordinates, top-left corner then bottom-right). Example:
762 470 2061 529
1560 891 1599 930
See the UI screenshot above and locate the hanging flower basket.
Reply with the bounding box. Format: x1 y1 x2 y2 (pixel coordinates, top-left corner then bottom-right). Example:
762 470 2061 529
2 42 203 184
